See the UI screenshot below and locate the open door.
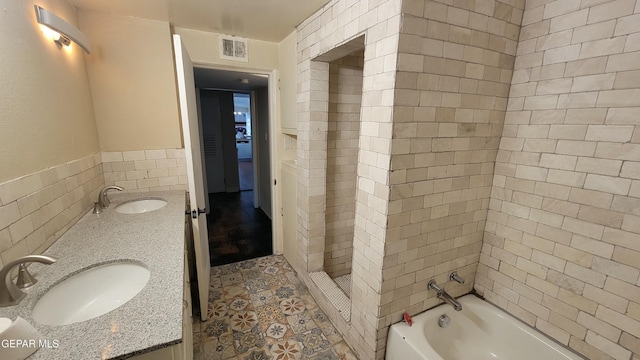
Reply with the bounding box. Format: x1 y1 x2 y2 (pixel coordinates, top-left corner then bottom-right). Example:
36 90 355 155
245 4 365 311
173 34 210 321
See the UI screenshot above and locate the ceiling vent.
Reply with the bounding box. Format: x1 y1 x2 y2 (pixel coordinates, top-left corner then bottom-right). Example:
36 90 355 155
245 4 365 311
219 35 248 62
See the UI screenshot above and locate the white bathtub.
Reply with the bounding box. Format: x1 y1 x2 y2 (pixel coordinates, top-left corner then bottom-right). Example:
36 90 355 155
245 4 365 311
386 295 584 360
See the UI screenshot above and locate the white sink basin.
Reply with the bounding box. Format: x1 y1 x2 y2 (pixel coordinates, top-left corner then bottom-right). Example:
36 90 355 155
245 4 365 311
115 199 167 214
32 262 150 326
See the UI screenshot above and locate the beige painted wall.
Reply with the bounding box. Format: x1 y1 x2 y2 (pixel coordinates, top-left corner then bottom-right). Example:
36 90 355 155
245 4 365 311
279 30 298 134
79 11 182 152
277 30 298 261
174 27 278 70
0 0 100 183
0 0 103 267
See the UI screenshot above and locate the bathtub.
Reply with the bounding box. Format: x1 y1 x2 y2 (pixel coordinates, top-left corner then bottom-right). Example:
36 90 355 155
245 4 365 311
386 295 584 360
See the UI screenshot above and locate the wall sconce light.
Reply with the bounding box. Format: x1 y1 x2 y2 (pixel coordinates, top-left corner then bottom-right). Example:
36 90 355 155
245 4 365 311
34 5 91 54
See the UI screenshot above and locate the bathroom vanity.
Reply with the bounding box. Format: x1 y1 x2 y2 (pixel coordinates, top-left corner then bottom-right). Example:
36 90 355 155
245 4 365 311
0 191 193 360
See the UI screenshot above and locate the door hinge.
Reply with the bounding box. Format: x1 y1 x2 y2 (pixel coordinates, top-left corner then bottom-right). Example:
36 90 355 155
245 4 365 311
274 179 277 186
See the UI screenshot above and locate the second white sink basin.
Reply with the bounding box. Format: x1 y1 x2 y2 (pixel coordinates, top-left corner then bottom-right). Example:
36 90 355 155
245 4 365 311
115 199 167 214
32 262 150 326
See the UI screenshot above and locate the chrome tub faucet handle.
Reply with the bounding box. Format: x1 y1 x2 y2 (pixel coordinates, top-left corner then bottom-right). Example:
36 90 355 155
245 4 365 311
450 271 465 284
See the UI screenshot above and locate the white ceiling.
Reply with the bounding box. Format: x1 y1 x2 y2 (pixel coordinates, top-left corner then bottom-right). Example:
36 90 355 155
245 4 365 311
70 0 331 42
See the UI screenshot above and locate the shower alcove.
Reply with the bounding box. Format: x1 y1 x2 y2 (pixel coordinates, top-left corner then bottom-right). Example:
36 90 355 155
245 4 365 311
306 37 365 321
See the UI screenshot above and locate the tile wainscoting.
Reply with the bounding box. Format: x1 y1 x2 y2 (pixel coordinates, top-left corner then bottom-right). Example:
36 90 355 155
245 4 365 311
0 148 187 269
101 149 188 192
0 153 104 268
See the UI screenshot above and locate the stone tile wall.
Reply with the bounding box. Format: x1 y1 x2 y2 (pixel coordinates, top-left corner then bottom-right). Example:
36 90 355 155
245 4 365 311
376 0 525 353
325 51 365 279
476 0 640 359
296 0 402 357
0 154 103 268
298 0 640 359
0 148 185 271
101 149 187 192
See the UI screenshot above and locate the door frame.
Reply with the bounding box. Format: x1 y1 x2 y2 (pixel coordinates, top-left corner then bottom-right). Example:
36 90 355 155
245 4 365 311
249 91 259 208
173 35 211 321
192 62 280 255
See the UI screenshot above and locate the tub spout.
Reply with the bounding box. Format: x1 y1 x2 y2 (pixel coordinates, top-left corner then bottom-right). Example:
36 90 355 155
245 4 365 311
438 289 463 311
428 280 462 311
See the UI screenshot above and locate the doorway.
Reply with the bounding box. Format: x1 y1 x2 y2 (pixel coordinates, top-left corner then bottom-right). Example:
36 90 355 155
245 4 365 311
233 93 254 191
193 68 274 266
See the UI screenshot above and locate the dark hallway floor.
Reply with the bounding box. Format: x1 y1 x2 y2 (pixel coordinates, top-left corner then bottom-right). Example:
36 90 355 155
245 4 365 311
207 191 272 266
238 160 253 191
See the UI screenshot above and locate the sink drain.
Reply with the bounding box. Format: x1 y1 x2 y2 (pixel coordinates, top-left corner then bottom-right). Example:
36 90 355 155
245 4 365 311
438 314 450 328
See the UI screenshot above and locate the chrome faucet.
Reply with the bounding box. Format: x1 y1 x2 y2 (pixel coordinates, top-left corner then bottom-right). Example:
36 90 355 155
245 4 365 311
428 279 462 311
0 255 57 307
450 271 465 284
98 185 124 208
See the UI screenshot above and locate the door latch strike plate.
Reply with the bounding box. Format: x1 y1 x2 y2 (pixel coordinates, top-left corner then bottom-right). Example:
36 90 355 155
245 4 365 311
191 208 206 219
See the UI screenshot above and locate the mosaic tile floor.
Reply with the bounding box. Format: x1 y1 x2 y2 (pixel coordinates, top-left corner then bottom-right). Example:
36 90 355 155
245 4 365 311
193 255 358 360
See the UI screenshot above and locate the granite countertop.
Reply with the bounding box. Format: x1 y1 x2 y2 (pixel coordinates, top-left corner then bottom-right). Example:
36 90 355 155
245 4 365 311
0 191 187 360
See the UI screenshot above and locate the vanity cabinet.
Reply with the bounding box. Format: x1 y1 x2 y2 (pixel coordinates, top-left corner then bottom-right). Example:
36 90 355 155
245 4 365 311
129 252 193 360
128 340 183 359
181 249 194 360
1 192 194 360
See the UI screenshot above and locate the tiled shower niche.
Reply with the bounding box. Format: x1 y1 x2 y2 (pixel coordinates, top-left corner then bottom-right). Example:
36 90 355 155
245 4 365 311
306 37 366 322
324 50 365 297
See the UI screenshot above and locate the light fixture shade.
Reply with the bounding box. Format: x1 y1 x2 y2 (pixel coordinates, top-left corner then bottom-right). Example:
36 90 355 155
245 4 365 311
34 5 91 54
